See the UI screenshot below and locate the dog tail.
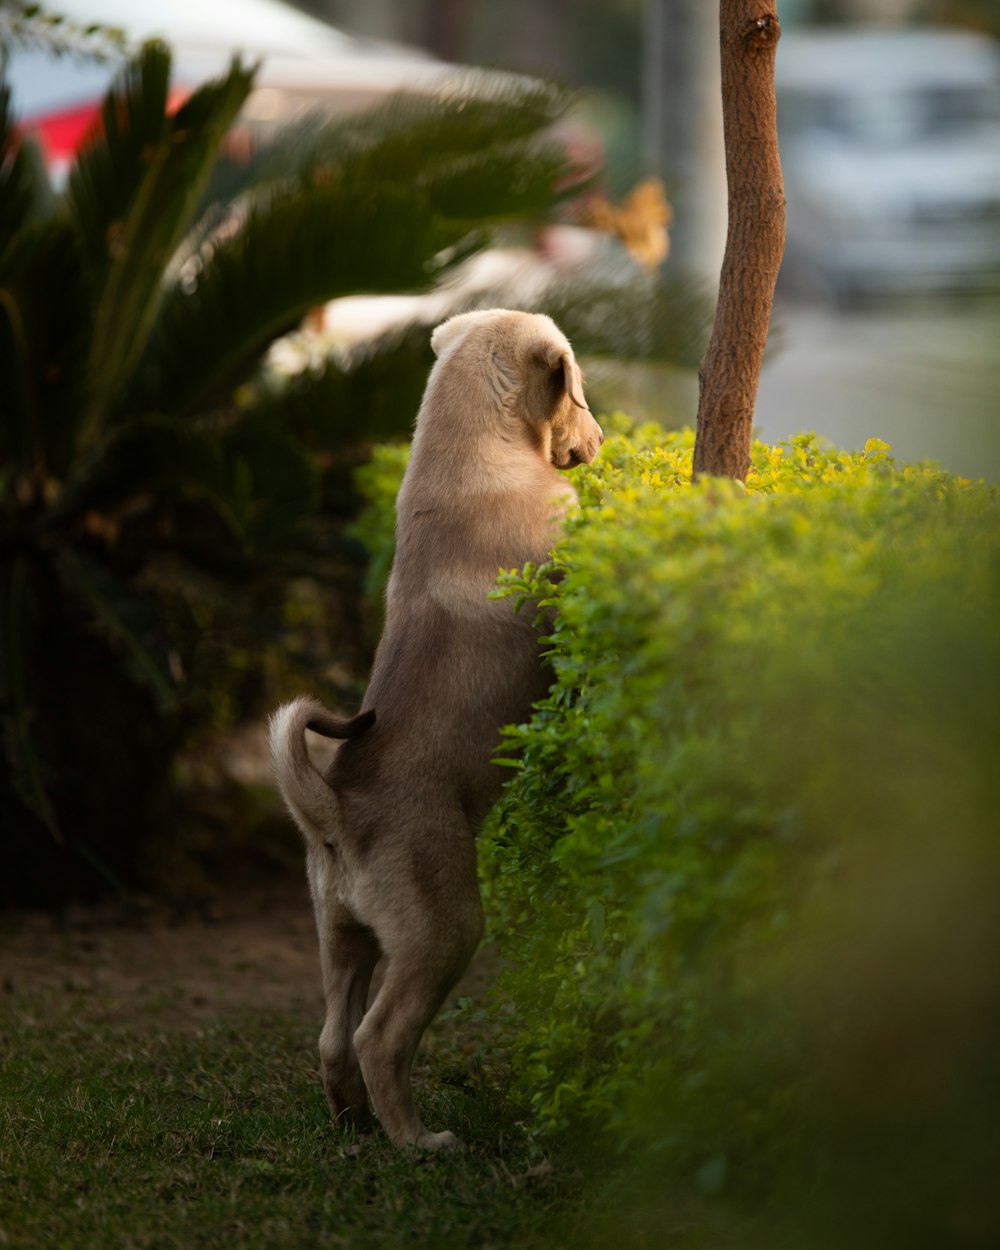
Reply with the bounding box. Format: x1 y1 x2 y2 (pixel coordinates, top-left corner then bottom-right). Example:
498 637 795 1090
268 696 375 841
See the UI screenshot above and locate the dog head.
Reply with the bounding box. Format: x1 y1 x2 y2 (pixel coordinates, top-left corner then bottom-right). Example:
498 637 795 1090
430 309 604 470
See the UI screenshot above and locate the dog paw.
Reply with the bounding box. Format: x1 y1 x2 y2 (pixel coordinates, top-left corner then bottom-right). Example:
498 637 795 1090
417 1129 461 1152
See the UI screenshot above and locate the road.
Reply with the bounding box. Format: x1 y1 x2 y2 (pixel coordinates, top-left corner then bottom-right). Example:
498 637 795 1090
756 299 1000 482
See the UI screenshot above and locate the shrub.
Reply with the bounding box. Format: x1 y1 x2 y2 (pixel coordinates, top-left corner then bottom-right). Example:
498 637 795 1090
359 420 1000 1245
494 424 1000 1243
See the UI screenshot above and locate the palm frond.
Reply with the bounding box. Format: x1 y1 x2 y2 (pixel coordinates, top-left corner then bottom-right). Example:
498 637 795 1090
0 558 62 841
48 409 319 555
0 3 126 61
0 263 33 477
198 74 578 211
302 79 586 222
47 413 250 536
309 75 575 176
246 323 435 449
0 80 59 474
125 179 453 419
65 40 172 279
221 416 320 550
421 138 577 223
71 44 255 444
0 81 53 241
55 548 178 712
0 217 90 476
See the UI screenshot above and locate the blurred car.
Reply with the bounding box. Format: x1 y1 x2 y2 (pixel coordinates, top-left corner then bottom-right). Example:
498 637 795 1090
776 26 1000 302
3 0 458 183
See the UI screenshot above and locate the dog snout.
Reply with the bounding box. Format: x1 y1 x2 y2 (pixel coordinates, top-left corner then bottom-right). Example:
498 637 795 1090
579 417 604 464
559 420 604 469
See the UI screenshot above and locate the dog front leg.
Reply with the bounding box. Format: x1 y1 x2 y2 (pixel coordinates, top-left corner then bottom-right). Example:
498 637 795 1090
309 852 380 1126
318 920 380 1126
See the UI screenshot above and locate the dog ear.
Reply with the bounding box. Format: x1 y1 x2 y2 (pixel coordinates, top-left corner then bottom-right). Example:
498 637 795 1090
431 311 492 358
559 352 588 410
539 342 587 411
430 318 464 358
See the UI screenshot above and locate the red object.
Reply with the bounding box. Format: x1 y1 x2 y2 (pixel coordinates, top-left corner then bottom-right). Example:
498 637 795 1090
23 86 191 167
24 100 100 164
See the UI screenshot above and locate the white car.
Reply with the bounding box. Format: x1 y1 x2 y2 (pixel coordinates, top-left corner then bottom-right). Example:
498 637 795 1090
3 0 454 184
776 26 1000 301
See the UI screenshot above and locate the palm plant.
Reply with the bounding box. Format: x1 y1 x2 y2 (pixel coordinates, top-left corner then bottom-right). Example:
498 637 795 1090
0 40 582 902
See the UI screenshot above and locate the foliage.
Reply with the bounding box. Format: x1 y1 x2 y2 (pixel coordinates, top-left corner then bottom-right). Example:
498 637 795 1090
0 40 583 901
351 442 413 606
0 2 125 63
357 420 1000 1246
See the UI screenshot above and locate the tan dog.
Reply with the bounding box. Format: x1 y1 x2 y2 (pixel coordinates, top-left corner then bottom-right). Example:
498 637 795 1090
269 309 603 1150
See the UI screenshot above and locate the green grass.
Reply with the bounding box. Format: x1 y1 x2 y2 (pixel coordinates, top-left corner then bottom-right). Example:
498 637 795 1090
0 994 579 1249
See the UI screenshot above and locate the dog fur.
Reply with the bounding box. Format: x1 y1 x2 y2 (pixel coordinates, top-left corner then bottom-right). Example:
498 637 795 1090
269 309 603 1149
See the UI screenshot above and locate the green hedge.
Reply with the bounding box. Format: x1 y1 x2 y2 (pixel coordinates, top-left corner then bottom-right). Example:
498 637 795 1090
360 421 1000 1245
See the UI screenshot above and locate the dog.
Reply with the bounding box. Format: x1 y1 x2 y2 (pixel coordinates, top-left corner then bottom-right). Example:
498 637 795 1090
269 309 603 1149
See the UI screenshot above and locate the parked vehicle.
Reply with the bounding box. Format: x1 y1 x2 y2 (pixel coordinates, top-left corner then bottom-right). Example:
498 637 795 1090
776 26 1000 301
3 0 453 182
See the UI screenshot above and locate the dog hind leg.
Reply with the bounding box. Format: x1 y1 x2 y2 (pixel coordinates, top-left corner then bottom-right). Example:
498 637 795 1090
353 893 484 1150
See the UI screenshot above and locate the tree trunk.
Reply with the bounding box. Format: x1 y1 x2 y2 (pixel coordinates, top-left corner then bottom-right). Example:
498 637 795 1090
692 4 785 482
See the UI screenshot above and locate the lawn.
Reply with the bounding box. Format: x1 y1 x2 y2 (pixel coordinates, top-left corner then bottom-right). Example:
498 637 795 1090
0 888 580 1250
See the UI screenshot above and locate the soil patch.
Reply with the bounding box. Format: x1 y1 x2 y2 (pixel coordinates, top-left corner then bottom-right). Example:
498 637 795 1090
0 880 499 1036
